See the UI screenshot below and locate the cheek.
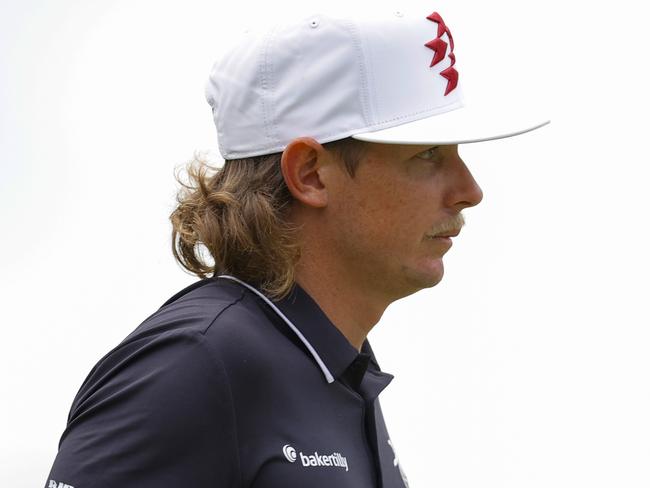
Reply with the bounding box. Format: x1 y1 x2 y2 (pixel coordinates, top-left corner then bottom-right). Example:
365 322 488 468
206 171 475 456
351 186 431 250
327 166 440 253
324 188 388 259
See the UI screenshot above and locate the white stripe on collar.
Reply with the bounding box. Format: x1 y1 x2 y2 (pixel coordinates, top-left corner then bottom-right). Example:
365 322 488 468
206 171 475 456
216 275 335 384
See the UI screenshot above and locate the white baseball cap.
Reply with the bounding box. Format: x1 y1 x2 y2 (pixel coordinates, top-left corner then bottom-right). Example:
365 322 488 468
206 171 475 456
205 8 549 160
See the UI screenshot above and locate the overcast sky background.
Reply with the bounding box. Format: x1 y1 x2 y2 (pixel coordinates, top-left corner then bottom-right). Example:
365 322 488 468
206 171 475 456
1 0 648 486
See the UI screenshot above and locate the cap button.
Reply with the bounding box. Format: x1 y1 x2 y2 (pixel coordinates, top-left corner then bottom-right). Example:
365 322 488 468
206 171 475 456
309 18 319 28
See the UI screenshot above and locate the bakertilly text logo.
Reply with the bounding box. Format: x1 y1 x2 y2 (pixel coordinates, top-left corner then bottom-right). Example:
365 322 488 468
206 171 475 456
283 444 349 472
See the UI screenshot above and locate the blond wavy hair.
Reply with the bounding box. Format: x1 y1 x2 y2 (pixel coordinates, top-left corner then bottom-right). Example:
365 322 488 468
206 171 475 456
170 137 367 300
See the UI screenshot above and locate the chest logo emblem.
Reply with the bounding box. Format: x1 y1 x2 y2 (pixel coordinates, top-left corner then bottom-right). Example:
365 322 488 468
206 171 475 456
388 439 410 487
282 444 349 472
283 444 297 462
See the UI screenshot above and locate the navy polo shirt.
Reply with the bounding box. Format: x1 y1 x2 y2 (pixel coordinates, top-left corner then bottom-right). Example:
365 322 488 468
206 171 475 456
46 275 409 487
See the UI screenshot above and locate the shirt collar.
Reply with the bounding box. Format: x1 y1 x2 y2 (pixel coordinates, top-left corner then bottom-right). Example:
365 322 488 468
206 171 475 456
272 281 394 399
216 275 393 396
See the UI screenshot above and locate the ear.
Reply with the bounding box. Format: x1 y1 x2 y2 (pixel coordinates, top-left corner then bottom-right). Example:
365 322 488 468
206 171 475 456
280 137 330 208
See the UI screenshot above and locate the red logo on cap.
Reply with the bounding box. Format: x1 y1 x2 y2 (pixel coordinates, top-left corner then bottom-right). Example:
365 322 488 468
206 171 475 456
424 12 458 96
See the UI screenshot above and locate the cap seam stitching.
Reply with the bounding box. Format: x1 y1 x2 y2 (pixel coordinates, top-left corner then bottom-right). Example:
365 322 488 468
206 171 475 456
260 27 276 143
342 19 371 126
267 25 279 144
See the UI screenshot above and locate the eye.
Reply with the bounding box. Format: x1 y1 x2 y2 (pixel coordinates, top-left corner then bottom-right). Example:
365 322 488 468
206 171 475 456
416 146 441 161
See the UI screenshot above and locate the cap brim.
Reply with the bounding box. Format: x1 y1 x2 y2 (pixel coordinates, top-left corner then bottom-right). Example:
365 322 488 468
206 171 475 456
350 102 550 146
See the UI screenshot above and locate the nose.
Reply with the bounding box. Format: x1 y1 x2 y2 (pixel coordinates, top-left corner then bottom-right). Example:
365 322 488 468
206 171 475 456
445 153 483 211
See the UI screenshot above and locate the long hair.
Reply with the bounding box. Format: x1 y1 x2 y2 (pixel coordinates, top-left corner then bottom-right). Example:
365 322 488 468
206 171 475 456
170 137 366 300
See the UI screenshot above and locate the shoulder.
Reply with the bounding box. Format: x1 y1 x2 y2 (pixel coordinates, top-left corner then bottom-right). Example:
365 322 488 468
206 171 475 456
60 281 251 450
135 277 307 387
50 279 286 485
127 278 285 357
68 278 294 421
124 278 247 340
84 278 288 390
51 282 245 486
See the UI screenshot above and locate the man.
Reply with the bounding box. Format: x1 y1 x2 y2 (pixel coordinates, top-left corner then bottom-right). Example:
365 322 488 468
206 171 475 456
46 8 548 488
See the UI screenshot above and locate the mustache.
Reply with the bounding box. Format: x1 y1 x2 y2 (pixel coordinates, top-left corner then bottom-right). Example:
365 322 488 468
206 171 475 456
428 212 465 236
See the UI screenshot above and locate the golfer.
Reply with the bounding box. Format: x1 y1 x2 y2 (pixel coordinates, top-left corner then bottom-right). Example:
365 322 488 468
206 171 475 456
45 7 548 488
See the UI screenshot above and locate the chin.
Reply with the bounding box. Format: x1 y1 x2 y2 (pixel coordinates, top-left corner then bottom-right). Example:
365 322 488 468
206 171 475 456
404 260 445 290
423 273 444 288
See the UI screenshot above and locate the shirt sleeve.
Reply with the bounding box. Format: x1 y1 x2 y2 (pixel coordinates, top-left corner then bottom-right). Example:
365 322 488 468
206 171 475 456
45 330 241 488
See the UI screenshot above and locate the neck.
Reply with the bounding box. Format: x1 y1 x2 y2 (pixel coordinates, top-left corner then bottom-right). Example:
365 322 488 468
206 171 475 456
292 247 389 352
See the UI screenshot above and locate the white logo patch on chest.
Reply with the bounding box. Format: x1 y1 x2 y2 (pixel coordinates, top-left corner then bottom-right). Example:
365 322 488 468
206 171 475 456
282 444 349 472
388 439 410 487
